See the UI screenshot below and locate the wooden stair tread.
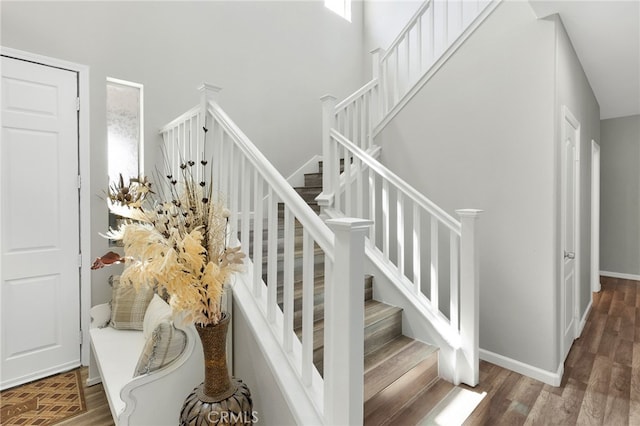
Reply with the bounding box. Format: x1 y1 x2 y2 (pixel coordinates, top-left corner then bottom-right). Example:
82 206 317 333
364 339 438 402
378 378 456 426
294 299 402 351
257 159 455 424
363 354 440 424
364 335 415 373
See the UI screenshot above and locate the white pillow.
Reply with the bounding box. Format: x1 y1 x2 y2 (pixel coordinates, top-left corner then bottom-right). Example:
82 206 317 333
143 294 172 340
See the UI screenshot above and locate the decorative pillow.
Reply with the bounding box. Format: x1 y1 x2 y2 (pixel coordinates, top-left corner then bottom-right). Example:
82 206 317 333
143 294 172 340
134 320 186 376
109 275 154 330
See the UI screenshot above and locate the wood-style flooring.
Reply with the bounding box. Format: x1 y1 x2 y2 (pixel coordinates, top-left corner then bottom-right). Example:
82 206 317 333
55 276 639 425
465 276 640 426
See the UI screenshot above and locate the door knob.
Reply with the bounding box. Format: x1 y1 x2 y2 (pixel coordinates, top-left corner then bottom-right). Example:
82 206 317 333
564 251 575 260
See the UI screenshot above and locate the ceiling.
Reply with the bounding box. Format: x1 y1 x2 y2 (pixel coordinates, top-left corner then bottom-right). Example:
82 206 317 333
528 0 640 120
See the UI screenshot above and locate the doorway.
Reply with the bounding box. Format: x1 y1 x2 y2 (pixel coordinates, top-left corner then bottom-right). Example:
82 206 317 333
591 140 601 293
560 106 581 361
1 49 91 389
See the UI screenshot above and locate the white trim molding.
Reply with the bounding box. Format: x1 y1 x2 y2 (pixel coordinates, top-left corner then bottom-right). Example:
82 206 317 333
479 349 563 387
600 271 640 282
590 140 601 293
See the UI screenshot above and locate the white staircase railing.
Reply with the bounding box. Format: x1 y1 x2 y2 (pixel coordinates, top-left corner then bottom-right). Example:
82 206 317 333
375 0 498 127
320 124 481 385
318 0 492 386
160 84 370 424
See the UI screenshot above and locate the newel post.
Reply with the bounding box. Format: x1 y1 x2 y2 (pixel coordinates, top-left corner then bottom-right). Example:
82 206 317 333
324 218 373 426
369 48 385 121
456 209 482 386
370 47 384 79
198 83 221 189
318 95 337 214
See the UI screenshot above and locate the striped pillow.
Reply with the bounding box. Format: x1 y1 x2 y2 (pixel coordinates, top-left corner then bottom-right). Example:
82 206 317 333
134 321 186 376
109 275 154 330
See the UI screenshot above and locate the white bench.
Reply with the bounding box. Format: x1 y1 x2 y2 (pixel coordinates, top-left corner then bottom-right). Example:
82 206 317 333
88 300 203 426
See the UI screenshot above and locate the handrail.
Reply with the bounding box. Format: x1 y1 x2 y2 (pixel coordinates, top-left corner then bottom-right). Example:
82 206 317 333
334 79 378 113
160 88 372 422
329 129 460 233
380 0 432 62
207 101 335 260
158 105 200 134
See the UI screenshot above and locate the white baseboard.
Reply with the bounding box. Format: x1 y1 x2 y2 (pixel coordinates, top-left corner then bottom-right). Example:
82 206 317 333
86 376 102 386
600 271 640 282
479 349 563 387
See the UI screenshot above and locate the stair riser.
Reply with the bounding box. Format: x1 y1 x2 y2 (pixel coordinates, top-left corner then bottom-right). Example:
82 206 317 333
364 311 403 356
304 173 322 187
294 188 322 204
306 302 402 377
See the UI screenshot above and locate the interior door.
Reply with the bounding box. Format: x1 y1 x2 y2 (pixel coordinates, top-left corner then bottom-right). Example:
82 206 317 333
1 55 81 389
561 107 579 361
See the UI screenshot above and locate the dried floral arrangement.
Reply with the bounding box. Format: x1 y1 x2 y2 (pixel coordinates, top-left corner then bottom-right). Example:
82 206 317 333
92 160 244 327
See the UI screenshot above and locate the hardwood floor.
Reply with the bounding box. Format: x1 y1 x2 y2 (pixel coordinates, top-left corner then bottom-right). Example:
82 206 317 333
465 276 640 426
55 368 114 426
57 276 638 425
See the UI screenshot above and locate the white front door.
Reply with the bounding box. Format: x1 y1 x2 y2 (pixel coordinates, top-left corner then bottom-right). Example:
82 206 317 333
561 106 580 361
1 56 81 389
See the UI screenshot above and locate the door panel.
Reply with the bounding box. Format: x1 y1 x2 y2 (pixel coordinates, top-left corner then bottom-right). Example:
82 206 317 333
1 56 80 389
561 107 579 361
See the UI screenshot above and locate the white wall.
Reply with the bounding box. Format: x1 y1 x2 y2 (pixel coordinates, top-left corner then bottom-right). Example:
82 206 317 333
375 1 561 374
1 1 364 305
232 299 297 426
553 15 601 330
363 0 423 75
600 115 640 277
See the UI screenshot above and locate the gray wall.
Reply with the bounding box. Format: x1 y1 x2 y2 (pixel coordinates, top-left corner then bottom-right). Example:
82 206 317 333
1 1 364 305
553 15 601 330
375 1 560 373
600 115 640 276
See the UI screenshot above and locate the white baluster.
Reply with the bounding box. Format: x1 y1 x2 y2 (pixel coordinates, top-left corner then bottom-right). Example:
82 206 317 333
324 218 372 426
240 157 251 258
253 173 264 297
198 82 220 181
356 157 363 219
415 16 422 76
359 96 366 150
413 203 421 295
430 215 439 310
456 209 482 386
428 2 435 67
404 32 410 92
301 229 314 386
319 95 337 212
397 191 405 277
229 143 239 246
369 168 376 243
382 179 390 260
450 230 460 331
370 48 385 119
354 97 361 149
283 207 295 352
344 146 352 216
267 188 278 324
334 136 342 213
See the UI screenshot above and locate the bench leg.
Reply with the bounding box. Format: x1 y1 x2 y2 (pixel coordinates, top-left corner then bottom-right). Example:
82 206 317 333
87 344 103 386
